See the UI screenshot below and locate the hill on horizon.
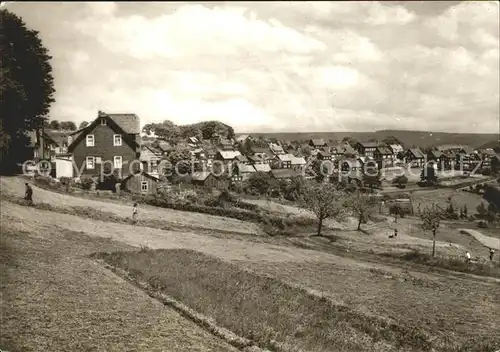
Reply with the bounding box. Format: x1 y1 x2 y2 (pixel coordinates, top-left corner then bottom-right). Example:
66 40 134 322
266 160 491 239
238 130 499 149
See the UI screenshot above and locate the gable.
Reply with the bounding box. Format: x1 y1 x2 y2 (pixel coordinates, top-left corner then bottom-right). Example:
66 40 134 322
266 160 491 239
68 114 139 152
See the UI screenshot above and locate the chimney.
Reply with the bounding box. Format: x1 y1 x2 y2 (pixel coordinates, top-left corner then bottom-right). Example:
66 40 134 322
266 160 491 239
98 110 106 117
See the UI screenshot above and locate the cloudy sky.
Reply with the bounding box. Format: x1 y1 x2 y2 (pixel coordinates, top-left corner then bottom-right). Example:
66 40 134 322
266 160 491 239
6 1 500 133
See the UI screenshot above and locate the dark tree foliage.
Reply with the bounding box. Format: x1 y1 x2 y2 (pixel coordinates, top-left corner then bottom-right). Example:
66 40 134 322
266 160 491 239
0 10 55 171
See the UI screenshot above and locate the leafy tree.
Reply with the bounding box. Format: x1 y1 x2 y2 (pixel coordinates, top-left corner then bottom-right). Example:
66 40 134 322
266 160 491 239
347 191 378 231
300 145 311 158
301 182 346 236
477 203 488 218
60 121 77 131
312 158 333 183
79 121 89 129
418 203 443 257
48 120 60 130
382 136 403 147
420 164 438 185
168 149 192 176
1 10 55 170
389 203 410 223
247 172 274 195
342 136 358 147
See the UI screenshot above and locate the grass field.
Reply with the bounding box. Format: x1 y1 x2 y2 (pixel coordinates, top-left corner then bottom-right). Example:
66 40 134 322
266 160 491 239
1 175 500 352
95 248 500 352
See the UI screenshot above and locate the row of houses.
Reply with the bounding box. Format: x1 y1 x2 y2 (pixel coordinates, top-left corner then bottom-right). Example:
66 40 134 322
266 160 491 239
27 111 500 194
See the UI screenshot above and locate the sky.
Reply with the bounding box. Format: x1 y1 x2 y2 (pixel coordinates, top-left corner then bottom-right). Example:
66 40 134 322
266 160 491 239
5 1 500 133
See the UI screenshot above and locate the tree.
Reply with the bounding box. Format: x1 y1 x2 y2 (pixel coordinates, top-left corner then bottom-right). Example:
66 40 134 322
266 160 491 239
300 145 311 158
476 203 488 221
48 120 60 130
79 121 89 129
342 136 358 147
392 175 408 188
60 121 77 131
389 203 408 223
1 10 55 170
382 136 403 146
168 148 192 176
347 191 378 231
247 172 274 195
418 203 442 257
420 164 438 185
301 182 346 236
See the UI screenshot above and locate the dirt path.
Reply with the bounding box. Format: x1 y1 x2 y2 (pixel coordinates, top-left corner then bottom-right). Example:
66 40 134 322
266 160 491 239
0 200 345 265
0 224 238 352
459 228 500 250
1 176 261 235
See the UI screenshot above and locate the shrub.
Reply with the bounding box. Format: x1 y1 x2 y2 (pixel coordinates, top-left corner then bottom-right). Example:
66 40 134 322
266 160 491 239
477 221 488 229
59 177 72 186
81 178 94 191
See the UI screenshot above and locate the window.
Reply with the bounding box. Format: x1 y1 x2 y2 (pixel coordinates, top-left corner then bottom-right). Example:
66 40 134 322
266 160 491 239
101 118 106 125
113 134 122 146
86 156 95 169
114 156 122 169
141 181 148 192
86 134 94 147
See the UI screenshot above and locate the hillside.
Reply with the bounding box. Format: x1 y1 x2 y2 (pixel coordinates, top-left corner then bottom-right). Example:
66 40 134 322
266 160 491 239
241 130 499 149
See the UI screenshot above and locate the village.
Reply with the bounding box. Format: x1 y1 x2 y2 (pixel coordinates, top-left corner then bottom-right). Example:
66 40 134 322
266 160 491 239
26 111 500 196
2 2 500 352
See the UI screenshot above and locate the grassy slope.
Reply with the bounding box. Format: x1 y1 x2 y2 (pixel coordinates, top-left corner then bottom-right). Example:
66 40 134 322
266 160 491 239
0 227 237 352
97 248 500 352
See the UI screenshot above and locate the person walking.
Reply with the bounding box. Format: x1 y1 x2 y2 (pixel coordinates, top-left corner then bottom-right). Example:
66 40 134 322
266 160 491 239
489 248 495 261
466 251 471 263
25 183 33 205
132 203 138 222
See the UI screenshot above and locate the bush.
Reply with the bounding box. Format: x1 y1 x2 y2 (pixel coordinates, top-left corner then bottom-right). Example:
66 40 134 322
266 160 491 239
59 177 72 186
477 221 488 229
81 178 94 191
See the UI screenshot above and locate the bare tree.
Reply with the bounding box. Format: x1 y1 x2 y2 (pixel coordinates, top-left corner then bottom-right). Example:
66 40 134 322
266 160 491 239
347 190 378 231
301 182 346 236
418 203 442 257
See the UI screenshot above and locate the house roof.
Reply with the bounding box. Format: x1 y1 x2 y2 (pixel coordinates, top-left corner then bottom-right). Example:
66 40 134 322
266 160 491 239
236 134 250 142
106 113 141 134
481 148 497 156
389 144 404 152
358 141 379 148
235 154 249 162
122 171 159 182
45 130 70 146
269 143 285 153
318 150 331 157
248 155 263 162
436 144 468 152
140 145 162 161
310 138 326 146
376 146 393 155
218 150 241 160
236 164 256 173
342 158 362 168
270 168 301 179
428 150 444 158
253 163 271 172
191 171 213 181
277 154 293 162
251 147 272 154
290 156 306 165
408 148 425 158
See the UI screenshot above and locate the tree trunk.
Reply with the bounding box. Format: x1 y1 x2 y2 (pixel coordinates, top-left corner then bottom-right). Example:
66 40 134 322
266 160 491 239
432 229 436 257
317 217 323 236
357 216 362 231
